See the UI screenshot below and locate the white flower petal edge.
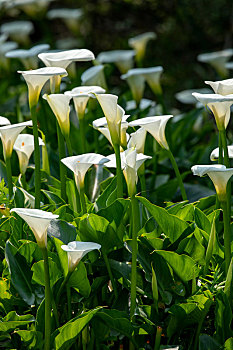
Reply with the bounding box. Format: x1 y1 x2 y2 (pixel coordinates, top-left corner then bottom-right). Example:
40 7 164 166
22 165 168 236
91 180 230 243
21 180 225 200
205 78 233 96
61 241 101 271
81 65 106 89
10 208 59 248
210 146 233 161
0 116 10 126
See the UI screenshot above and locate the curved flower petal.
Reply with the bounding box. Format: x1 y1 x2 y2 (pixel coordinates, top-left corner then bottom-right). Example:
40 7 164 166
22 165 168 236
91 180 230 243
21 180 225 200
81 65 107 89
128 32 156 62
210 146 233 161
96 50 135 74
205 78 233 96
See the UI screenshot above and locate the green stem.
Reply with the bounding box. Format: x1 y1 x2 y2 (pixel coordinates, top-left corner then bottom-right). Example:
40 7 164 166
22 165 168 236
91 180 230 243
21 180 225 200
79 118 86 154
74 184 81 213
154 326 162 350
130 194 140 318
218 131 223 164
41 247 51 350
150 140 159 191
65 135 73 157
51 297 59 328
30 105 41 209
139 172 146 197
66 284 72 320
114 144 123 198
220 129 230 167
5 156 13 199
57 123 67 202
221 200 232 275
167 149 187 201
21 173 27 190
102 250 118 300
79 185 87 214
56 271 72 306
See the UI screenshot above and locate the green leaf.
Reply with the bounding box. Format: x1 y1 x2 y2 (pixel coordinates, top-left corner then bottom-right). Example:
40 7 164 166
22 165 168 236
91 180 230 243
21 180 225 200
97 198 129 229
194 207 211 233
41 189 65 209
32 258 62 287
177 227 206 265
95 176 117 210
68 262 91 298
215 291 233 343
15 330 43 350
199 334 220 350
0 311 35 332
47 220 77 244
154 250 199 282
137 196 190 243
5 241 35 305
54 307 102 350
224 338 233 349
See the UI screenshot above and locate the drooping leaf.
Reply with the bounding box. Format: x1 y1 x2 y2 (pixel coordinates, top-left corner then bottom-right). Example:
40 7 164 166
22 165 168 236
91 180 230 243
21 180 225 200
0 311 35 332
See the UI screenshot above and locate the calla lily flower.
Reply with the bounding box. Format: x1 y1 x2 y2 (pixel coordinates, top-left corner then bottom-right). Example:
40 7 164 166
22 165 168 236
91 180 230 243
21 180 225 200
0 21 34 44
129 115 173 150
141 66 163 95
210 145 233 161
128 32 156 63
0 120 32 160
18 67 68 108
126 98 155 111
6 44 50 70
0 116 10 126
197 49 233 78
0 41 18 69
94 94 125 147
47 8 83 33
192 92 233 130
81 65 107 89
43 93 71 138
205 78 233 96
106 149 151 196
191 164 233 201
61 153 110 191
128 127 147 154
14 0 54 16
65 86 105 120
96 50 135 74
13 134 44 175
175 88 211 105
10 208 59 248
38 49 95 70
17 187 44 209
61 241 101 272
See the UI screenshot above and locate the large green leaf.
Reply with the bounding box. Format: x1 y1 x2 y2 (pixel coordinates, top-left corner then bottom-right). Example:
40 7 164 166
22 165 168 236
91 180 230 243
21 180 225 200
47 220 77 244
15 329 43 350
0 311 35 332
177 227 206 265
224 338 233 349
137 197 190 243
95 176 117 210
5 241 35 305
199 334 220 350
154 250 199 282
31 258 62 287
215 291 233 343
97 198 129 229
54 307 101 350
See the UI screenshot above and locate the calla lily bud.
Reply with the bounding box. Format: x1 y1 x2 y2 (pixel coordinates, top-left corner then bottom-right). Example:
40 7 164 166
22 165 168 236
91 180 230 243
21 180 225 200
61 241 101 272
0 121 32 160
210 146 233 161
61 153 110 192
129 115 173 150
191 164 233 201
81 65 107 89
43 93 71 138
65 86 105 120
10 208 59 248
18 67 68 109
128 32 156 63
96 50 136 74
13 134 44 175
192 92 233 130
205 78 233 96
197 49 233 78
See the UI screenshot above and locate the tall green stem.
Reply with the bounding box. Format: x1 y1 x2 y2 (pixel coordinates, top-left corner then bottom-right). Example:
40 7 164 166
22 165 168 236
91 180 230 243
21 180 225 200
220 129 230 168
66 284 72 320
79 185 87 214
5 156 13 199
57 123 67 202
21 173 27 190
150 140 159 191
65 135 73 157
114 144 123 198
218 131 223 164
79 118 86 154
41 247 51 350
31 105 41 209
102 250 118 300
139 171 146 197
56 271 72 306
167 149 187 201
221 200 232 275
154 326 162 350
130 194 140 318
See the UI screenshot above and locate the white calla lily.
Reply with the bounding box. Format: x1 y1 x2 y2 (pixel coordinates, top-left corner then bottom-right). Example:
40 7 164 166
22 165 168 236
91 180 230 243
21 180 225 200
43 93 71 138
197 49 233 77
81 65 107 89
126 98 155 111
13 0 54 16
61 153 109 191
0 120 32 160
192 92 233 129
191 164 233 201
0 116 10 126
47 8 83 33
175 88 211 105
6 44 50 69
0 41 18 69
1 21 34 44
128 32 156 63
13 134 44 174
96 50 135 74
10 208 58 248
129 115 173 150
18 67 68 108
128 127 147 153
65 85 105 120
61 241 101 272
205 78 233 96
38 49 95 70
210 146 233 161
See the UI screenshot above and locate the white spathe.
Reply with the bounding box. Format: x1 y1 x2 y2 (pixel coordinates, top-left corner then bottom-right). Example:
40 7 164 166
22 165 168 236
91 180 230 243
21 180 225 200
96 50 135 74
128 32 156 62
81 65 106 89
38 49 95 69
18 67 68 108
61 153 110 191
10 208 59 248
0 116 10 126
128 127 147 153
191 164 233 201
43 93 71 138
0 120 32 160
210 146 233 161
192 92 233 129
175 88 211 105
129 115 173 150
6 44 50 69
205 78 233 96
65 85 105 119
61 241 101 271
0 21 34 44
13 134 44 174
197 49 233 77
